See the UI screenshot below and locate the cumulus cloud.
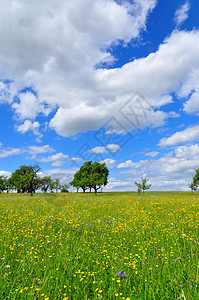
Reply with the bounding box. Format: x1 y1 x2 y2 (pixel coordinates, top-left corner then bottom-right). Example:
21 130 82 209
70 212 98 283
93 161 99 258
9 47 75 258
16 119 42 141
159 125 199 147
117 159 137 168
12 92 51 120
100 158 116 168
116 144 199 190
89 144 121 154
174 1 190 27
1 1 199 138
39 153 69 167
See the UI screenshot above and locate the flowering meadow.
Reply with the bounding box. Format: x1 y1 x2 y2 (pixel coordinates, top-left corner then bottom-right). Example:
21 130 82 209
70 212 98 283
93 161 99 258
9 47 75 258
0 192 198 299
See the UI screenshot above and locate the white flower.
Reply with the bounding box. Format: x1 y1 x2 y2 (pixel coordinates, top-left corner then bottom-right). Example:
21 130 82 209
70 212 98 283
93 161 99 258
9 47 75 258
182 233 186 238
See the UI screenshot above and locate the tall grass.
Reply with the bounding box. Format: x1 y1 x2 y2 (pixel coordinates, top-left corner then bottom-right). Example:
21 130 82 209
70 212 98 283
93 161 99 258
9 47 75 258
0 192 198 299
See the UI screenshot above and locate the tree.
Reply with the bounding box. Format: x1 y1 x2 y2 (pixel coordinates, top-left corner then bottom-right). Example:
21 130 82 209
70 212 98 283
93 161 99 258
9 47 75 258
4 177 12 193
135 177 152 194
70 161 91 193
189 168 199 193
40 176 52 193
54 179 61 193
193 168 199 186
60 184 69 193
90 161 109 194
10 164 41 196
0 176 6 193
70 161 109 194
188 181 197 193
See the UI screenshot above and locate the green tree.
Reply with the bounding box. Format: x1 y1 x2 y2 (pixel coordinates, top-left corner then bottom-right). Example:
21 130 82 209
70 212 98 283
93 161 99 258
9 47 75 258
193 168 199 186
40 176 52 193
10 164 41 196
90 161 109 194
0 175 6 193
60 184 69 193
135 177 152 194
54 179 61 193
188 181 197 193
70 161 109 194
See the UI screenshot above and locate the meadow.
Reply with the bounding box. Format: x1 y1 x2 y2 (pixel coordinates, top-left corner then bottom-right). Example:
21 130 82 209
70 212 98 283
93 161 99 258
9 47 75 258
0 192 198 300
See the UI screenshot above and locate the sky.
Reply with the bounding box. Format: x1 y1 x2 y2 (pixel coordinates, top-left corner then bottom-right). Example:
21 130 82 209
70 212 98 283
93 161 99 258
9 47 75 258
0 0 199 191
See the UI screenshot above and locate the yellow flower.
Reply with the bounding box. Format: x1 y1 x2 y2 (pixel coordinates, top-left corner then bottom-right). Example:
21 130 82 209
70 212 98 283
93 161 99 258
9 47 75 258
98 290 102 293
24 287 28 290
115 293 119 297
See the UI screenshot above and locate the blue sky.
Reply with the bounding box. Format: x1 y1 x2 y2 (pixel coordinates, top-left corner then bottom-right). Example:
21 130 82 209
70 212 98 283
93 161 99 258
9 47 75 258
1 0 199 191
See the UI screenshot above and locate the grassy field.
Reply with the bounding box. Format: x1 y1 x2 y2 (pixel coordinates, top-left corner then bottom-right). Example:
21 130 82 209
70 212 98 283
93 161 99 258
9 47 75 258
0 192 198 300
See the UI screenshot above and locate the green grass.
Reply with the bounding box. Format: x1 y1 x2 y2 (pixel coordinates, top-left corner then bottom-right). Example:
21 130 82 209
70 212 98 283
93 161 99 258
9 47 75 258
0 192 198 299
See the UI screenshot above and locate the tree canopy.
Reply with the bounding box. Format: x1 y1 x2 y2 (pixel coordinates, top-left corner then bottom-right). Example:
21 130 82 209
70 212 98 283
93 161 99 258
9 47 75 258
70 161 109 193
10 164 41 196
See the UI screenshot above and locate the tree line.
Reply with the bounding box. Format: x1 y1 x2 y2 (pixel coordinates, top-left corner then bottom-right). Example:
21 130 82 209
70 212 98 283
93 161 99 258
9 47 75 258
1 161 198 195
0 164 69 196
0 161 109 195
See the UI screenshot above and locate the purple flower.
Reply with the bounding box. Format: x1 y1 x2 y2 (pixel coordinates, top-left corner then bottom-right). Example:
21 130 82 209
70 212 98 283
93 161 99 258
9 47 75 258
117 271 126 279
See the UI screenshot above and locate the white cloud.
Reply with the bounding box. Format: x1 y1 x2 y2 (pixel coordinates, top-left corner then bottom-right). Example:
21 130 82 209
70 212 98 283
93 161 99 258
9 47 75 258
159 125 199 147
89 144 121 154
145 151 159 157
0 170 12 177
174 1 190 27
117 160 137 169
106 144 121 153
0 148 25 158
100 158 116 168
27 145 54 157
117 144 199 190
44 168 77 185
39 153 69 167
1 1 199 138
183 92 199 115
0 144 54 159
89 146 107 154
16 119 42 140
12 92 51 120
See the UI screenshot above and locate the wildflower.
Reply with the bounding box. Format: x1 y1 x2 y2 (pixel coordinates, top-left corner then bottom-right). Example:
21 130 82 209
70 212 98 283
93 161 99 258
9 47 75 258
117 271 126 279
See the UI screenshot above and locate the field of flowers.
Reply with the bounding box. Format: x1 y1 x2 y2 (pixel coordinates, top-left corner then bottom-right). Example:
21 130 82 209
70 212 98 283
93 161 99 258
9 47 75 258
0 192 198 299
